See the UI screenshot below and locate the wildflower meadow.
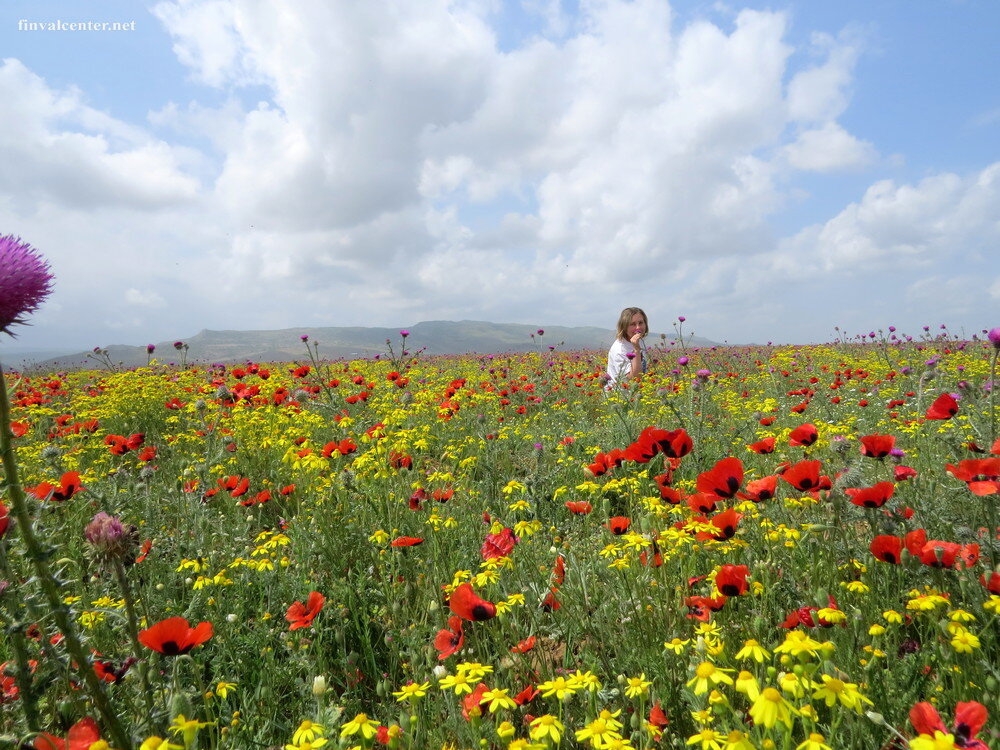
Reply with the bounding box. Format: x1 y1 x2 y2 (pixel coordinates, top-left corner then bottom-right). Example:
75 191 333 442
2 240 1000 750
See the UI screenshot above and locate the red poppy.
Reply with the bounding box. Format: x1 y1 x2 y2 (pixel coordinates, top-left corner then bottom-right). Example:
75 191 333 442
925 393 959 420
779 606 818 629
980 571 1000 595
137 446 157 462
894 465 918 481
780 460 830 492
0 501 9 538
27 471 84 502
586 448 627 477
541 588 561 612
449 583 496 622
390 536 424 547
685 594 727 620
33 717 101 750
388 451 413 470
138 616 213 655
552 555 566 585
649 701 669 731
946 458 1000 495
788 423 818 447
433 615 464 660
870 535 903 564
564 500 593 515
514 683 539 705
407 488 426 510
904 529 927 556
481 527 517 559
738 475 778 502
510 635 536 653
93 657 136 685
286 591 325 630
715 564 749 596
626 426 692 460
859 434 895 458
845 481 895 508
708 509 742 541
10 421 29 437
759 416 776 426
461 683 490 720
432 488 454 502
686 493 717 514
910 701 988 750
919 541 979 569
135 539 152 564
607 516 631 535
696 457 744 499
748 436 776 454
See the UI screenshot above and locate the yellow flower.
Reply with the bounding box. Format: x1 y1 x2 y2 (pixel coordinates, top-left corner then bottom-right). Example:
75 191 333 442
529 714 564 743
285 740 327 750
537 675 580 700
291 720 324 746
687 728 726 750
869 624 886 636
734 671 760 701
439 671 476 694
734 639 771 663
568 670 601 692
797 733 832 750
482 687 517 712
950 629 980 653
368 530 389 544
664 637 690 654
811 675 872 712
575 714 623 748
688 662 734 695
983 596 1000 614
139 739 183 750
393 681 431 702
215 682 236 700
455 661 493 679
773 631 827 659
909 731 959 750
340 714 378 740
883 610 904 624
496 721 517 739
169 715 214 748
749 688 795 729
723 730 757 750
623 673 652 699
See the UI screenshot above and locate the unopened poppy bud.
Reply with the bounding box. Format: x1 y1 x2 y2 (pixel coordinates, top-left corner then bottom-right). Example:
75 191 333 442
312 675 328 696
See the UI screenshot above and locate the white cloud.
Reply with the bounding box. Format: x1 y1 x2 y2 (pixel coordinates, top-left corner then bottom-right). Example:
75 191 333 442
125 288 167 308
783 122 876 172
0 59 201 211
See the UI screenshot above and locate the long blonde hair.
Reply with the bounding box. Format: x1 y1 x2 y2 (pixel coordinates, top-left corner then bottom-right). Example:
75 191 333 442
615 307 648 341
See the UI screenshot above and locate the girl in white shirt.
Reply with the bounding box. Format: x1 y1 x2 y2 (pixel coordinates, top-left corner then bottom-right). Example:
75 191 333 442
605 307 648 387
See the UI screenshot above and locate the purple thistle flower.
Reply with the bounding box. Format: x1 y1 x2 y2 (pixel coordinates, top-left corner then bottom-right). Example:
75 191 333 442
0 235 54 336
146 344 156 354
536 329 544 336
400 330 410 338
988 327 1000 349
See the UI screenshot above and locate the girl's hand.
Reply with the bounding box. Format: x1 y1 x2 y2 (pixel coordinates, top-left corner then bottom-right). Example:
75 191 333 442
630 332 644 346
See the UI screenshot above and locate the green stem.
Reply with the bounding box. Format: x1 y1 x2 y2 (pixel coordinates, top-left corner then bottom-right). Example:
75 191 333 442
0 360 133 749
0 540 41 732
113 556 157 731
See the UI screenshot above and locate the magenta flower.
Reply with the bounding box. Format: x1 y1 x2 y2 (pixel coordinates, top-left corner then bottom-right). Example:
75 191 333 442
988 327 1000 349
146 344 156 354
0 235 54 336
400 330 410 338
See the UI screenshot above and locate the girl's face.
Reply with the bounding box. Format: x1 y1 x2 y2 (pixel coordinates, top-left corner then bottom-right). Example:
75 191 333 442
629 313 646 337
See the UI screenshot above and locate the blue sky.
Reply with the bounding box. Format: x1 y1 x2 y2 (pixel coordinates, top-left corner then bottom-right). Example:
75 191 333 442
1 0 998 355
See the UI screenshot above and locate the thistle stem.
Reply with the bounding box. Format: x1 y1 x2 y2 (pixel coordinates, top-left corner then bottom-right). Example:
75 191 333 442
0 360 134 749
0 541 41 731
113 556 157 730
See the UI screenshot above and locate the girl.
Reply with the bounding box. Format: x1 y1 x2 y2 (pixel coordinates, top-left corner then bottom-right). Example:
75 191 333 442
606 307 648 386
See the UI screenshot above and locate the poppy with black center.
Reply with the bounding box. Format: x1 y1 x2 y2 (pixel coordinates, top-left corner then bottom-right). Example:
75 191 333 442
434 615 464 659
607 516 631 535
869 535 903 564
788 423 818 447
449 583 496 622
696 457 744 499
910 701 989 750
715 564 749 596
845 481 895 508
925 392 959 420
859 433 895 458
138 616 213 655
780 460 830 492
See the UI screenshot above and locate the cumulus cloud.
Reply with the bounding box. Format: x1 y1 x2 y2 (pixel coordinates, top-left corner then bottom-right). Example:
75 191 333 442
0 59 201 211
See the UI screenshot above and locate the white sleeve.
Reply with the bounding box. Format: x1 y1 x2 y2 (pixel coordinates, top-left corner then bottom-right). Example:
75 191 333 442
606 340 633 383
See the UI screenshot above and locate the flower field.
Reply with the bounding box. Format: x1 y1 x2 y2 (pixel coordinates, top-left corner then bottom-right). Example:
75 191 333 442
2 331 999 750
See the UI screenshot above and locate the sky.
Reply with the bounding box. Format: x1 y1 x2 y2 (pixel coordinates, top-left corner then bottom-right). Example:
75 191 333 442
1 0 998 354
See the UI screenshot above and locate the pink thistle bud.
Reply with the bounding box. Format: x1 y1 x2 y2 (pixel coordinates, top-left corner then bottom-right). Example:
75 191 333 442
84 512 138 563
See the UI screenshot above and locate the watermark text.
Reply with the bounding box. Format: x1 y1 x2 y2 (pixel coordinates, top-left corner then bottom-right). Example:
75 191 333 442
17 19 136 32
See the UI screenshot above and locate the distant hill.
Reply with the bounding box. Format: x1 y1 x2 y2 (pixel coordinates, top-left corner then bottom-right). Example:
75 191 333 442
30 320 717 370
